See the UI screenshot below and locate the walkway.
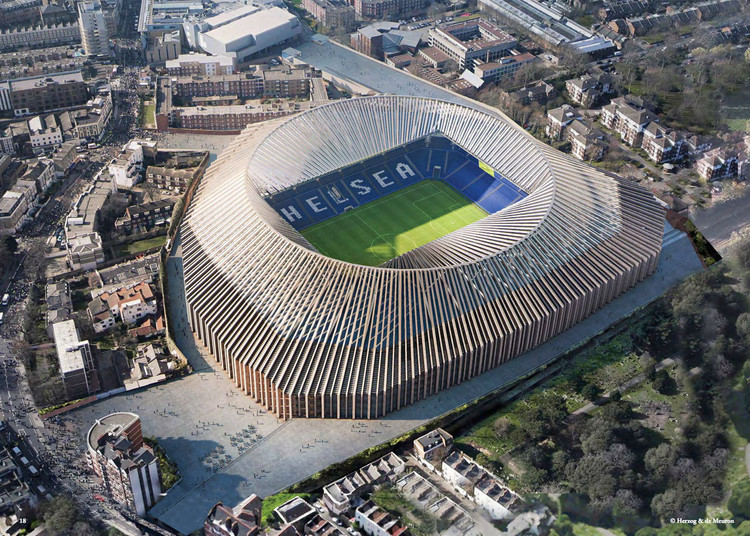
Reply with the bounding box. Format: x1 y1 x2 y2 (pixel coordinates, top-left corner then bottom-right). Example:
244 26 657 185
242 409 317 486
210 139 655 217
143 218 702 534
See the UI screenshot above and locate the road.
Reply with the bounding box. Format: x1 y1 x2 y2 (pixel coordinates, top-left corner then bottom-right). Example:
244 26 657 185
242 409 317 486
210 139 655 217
691 188 750 252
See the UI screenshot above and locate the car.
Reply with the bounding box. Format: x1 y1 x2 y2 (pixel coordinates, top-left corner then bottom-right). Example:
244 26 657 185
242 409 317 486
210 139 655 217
332 517 343 526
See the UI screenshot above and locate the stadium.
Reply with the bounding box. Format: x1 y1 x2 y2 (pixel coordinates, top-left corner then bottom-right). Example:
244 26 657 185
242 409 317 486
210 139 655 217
181 95 665 420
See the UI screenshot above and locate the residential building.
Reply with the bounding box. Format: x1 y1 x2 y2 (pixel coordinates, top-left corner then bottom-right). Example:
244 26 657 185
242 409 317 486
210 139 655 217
598 0 651 21
52 319 98 398
546 104 580 140
127 314 165 339
72 94 113 141
565 72 613 107
0 22 80 52
164 101 314 131
511 80 557 105
22 158 55 194
323 453 405 515
305 515 338 536
547 105 605 161
114 198 176 235
108 139 153 189
45 281 72 337
474 475 519 520
0 128 15 154
165 53 236 76
567 119 606 161
473 52 535 83
302 0 354 29
67 232 105 270
51 140 78 176
0 71 88 117
172 65 318 100
697 148 740 182
351 23 422 61
204 494 262 536
0 190 28 234
87 281 158 333
351 0 427 19
27 114 62 154
146 30 181 64
355 500 410 536
144 166 196 194
66 176 112 238
78 0 110 56
124 343 173 390
87 413 162 516
429 19 517 69
413 429 453 464
641 123 687 164
197 6 302 62
600 96 657 147
395 472 475 532
441 451 521 519
274 497 316 531
11 178 37 208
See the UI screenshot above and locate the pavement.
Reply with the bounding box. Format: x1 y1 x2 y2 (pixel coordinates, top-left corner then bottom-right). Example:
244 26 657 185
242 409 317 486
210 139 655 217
143 220 700 534
691 188 750 252
55 41 709 533
294 39 465 105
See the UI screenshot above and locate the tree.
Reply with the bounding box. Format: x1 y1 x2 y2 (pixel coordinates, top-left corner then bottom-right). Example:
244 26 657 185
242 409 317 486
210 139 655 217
581 383 602 402
728 478 750 519
644 443 677 482
737 313 750 342
652 369 676 395
551 514 574 536
40 496 78 533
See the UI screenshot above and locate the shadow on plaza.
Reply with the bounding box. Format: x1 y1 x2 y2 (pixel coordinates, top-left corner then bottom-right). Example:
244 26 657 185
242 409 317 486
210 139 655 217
149 436 256 518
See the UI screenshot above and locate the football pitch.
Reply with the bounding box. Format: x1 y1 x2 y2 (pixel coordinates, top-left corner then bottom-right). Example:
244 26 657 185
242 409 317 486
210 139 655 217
300 180 488 266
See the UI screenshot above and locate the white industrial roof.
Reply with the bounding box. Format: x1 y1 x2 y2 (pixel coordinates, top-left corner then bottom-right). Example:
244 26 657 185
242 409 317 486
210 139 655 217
203 3 260 29
52 319 88 375
202 6 296 45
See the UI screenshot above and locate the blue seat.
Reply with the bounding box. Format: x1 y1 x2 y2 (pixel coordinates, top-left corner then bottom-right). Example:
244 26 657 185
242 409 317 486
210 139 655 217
405 149 431 176
461 171 497 200
444 151 469 177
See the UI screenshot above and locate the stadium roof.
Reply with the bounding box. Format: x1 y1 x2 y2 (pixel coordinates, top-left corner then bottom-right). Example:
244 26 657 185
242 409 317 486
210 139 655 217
202 6 297 46
182 95 664 420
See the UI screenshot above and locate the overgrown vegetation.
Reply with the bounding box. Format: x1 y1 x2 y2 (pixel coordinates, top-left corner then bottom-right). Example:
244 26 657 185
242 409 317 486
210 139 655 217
144 436 180 490
455 236 750 531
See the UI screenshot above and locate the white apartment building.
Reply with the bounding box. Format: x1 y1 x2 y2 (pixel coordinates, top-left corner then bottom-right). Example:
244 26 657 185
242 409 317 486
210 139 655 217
52 319 98 398
108 140 148 188
28 114 63 154
78 1 110 56
87 413 162 516
165 53 236 76
0 23 80 51
87 282 158 333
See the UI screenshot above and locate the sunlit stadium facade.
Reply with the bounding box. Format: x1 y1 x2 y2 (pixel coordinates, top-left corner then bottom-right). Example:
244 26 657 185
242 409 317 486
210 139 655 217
181 96 665 420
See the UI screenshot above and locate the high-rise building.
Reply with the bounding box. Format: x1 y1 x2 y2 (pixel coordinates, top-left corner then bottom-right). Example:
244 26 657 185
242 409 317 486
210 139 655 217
87 413 162 516
78 0 110 56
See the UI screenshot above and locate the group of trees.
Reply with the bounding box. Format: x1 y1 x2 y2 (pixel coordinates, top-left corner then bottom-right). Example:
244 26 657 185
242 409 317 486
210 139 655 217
36 495 106 535
616 44 750 134
504 236 750 529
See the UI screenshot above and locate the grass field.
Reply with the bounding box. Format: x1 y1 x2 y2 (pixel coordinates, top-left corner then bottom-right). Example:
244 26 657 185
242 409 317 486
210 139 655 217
300 180 487 266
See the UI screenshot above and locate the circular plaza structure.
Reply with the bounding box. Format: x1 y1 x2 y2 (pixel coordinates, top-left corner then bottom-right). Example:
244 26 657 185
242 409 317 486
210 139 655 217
180 95 665 419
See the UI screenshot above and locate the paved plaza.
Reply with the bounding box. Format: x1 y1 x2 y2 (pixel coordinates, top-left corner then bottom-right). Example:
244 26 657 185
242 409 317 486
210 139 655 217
62 45 708 533
60 219 704 535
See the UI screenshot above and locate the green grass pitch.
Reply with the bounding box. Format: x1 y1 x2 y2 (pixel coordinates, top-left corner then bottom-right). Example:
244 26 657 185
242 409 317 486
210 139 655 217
300 180 488 266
